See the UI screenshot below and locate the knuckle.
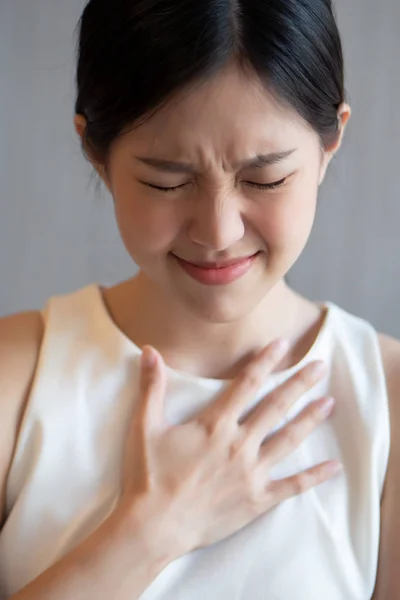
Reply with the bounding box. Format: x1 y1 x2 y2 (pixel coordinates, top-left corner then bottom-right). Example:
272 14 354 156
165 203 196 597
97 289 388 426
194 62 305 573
302 402 326 430
266 389 289 418
201 412 230 441
274 393 291 415
268 374 307 411
238 367 263 391
142 369 158 390
292 472 309 496
228 435 245 460
249 494 265 516
229 430 254 466
202 417 221 439
281 423 301 449
247 475 266 512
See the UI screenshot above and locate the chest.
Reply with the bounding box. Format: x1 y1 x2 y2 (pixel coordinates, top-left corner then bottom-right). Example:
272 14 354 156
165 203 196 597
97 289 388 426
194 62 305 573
0 365 381 599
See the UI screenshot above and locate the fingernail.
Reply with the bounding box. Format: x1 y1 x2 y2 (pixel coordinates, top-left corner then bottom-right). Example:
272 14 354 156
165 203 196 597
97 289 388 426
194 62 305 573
141 346 157 369
270 339 290 358
319 397 335 416
310 361 327 377
328 461 342 476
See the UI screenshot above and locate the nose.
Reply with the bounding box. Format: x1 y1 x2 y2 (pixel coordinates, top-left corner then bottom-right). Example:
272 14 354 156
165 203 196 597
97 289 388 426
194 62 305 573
187 192 245 251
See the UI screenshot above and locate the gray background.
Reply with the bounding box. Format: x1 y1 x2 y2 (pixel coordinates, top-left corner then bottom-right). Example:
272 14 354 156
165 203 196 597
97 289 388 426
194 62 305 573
1 0 399 336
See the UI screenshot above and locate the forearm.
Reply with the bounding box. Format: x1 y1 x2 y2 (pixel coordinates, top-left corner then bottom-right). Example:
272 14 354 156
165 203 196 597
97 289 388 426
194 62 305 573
9 498 181 600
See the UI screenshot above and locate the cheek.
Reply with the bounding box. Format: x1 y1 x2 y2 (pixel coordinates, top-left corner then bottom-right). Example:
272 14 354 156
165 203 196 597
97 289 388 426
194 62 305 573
254 184 318 251
109 161 182 255
114 193 182 254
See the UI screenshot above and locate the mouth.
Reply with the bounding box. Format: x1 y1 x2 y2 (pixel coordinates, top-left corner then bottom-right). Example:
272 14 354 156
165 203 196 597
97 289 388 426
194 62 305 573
177 252 260 269
171 252 261 286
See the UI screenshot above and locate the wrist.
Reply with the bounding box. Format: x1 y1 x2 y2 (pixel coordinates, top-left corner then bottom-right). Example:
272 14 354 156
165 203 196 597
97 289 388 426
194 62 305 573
112 493 187 570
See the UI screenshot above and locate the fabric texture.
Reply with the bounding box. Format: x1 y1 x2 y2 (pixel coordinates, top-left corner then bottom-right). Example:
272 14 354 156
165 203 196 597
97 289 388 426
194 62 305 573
0 285 390 599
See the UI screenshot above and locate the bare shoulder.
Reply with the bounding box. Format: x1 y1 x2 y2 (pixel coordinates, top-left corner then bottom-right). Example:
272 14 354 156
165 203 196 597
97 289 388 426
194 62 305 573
0 310 44 528
373 333 400 597
378 333 400 389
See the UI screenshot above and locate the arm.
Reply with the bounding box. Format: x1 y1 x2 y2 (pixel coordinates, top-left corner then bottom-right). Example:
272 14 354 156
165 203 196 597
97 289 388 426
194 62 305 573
0 312 180 600
372 334 400 598
9 497 178 600
0 311 44 529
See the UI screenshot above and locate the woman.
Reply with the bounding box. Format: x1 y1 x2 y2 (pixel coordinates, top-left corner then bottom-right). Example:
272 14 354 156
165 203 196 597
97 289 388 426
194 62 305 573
0 0 398 598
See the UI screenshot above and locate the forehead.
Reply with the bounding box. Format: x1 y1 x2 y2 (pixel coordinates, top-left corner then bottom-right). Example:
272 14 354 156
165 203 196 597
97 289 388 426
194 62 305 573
121 63 316 157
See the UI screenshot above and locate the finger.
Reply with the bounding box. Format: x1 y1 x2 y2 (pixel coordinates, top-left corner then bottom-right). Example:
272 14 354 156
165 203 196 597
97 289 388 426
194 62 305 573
139 345 167 431
259 396 335 465
242 362 327 446
204 339 290 423
266 460 342 506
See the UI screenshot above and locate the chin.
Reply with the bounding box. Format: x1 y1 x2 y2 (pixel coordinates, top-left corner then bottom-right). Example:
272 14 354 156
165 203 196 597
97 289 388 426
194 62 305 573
178 284 271 324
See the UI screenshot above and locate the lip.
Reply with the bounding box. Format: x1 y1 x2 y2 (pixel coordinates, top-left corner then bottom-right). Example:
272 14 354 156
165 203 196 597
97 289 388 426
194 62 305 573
175 252 260 269
173 252 260 286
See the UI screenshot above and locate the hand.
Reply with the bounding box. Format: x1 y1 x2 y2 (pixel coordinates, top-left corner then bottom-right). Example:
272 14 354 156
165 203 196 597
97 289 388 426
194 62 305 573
120 341 339 556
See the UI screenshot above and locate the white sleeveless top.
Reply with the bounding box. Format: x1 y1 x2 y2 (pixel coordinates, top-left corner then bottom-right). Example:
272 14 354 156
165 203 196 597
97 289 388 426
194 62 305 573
0 285 390 600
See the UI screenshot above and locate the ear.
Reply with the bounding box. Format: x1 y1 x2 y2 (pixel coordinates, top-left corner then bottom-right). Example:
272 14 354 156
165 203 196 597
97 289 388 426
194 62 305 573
74 114 112 191
318 103 351 185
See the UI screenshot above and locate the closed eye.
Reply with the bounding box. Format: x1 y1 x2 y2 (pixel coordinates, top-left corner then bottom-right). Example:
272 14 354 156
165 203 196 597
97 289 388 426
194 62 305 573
244 177 288 191
143 182 190 193
142 177 289 194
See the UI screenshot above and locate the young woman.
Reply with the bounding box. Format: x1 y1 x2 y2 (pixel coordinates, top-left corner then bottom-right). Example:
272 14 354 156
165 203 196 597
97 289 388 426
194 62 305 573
0 1 398 598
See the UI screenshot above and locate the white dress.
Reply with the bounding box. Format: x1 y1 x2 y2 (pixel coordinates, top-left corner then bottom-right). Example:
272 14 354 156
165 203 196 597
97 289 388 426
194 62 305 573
0 285 390 599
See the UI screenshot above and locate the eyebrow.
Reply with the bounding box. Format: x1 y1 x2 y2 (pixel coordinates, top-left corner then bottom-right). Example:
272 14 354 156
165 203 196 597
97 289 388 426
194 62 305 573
135 149 297 174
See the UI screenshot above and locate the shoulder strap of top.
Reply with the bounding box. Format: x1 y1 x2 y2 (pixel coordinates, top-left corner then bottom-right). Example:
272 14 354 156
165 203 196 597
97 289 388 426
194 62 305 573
328 303 391 497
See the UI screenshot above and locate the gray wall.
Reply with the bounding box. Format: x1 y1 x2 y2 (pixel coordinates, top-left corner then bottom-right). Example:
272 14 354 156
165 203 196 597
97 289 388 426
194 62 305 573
1 0 399 336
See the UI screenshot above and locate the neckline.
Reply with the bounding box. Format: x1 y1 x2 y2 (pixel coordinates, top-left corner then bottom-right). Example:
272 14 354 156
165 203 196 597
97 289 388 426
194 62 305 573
90 284 334 387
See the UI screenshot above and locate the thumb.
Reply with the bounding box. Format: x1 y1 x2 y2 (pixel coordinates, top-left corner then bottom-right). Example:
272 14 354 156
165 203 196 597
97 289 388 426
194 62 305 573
140 345 166 431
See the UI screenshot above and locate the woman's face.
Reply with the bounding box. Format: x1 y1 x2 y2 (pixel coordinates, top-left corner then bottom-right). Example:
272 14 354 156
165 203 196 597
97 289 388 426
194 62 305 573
78 64 348 322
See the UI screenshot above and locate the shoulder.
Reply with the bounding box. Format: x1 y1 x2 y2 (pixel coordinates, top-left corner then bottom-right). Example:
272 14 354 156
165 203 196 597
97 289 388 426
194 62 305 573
378 333 400 411
0 311 44 381
0 310 44 527
373 333 400 597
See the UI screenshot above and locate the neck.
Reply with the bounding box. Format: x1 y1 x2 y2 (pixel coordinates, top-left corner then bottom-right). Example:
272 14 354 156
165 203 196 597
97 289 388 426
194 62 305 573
103 275 323 380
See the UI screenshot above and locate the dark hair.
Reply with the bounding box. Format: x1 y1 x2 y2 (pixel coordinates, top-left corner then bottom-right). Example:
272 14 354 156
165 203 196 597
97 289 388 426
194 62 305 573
75 0 345 166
